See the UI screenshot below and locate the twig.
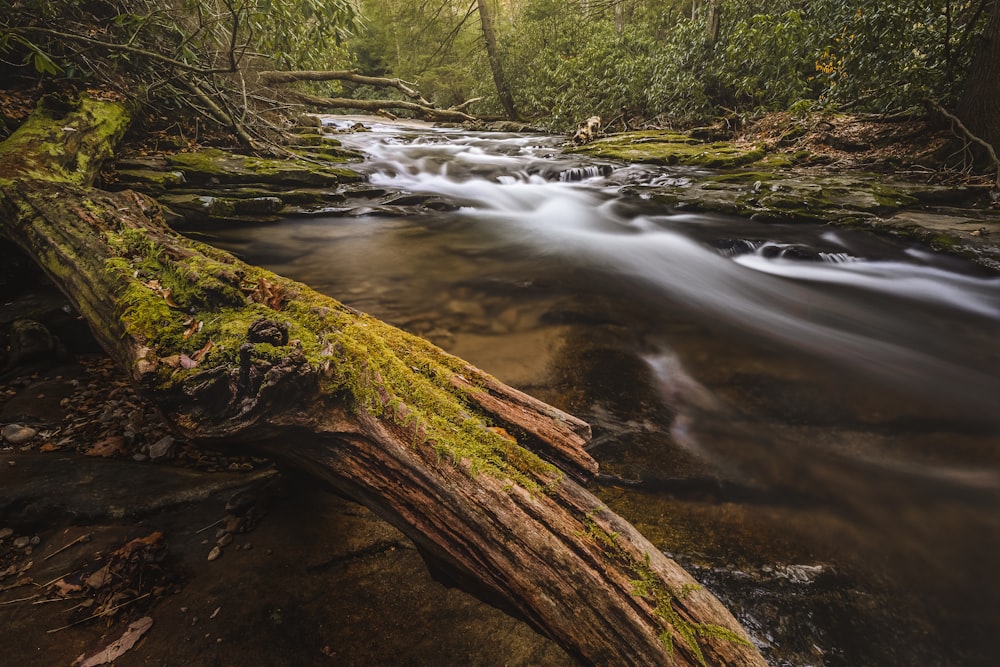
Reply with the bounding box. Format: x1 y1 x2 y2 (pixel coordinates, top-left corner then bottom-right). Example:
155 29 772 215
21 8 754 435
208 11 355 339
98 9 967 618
43 532 92 561
33 595 84 605
0 594 40 606
46 592 151 633
36 571 76 589
195 518 225 534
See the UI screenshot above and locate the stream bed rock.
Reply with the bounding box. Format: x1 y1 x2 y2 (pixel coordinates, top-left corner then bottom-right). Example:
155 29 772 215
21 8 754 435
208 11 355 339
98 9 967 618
574 129 1000 270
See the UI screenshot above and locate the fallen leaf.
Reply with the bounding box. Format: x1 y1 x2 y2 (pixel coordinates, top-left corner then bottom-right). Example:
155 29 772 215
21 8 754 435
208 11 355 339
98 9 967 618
191 339 214 362
85 565 112 590
84 436 128 458
182 317 198 340
159 355 181 368
73 616 153 667
52 578 83 596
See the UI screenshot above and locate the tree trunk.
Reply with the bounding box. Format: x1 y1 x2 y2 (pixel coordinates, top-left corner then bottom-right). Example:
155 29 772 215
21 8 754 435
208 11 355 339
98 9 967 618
706 0 723 47
0 95 766 667
957 2 1000 151
477 0 519 121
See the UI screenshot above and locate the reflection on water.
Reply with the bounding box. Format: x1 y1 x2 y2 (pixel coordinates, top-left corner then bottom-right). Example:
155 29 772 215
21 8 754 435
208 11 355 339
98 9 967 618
194 118 1000 666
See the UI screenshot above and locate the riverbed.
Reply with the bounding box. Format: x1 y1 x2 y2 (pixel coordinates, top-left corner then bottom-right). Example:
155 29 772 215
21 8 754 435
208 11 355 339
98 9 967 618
193 118 1000 667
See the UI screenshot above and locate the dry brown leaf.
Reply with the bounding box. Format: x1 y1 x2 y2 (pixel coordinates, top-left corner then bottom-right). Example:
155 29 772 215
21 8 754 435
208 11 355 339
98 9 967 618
182 318 202 340
84 565 112 590
159 355 181 368
191 339 214 362
161 289 179 308
52 578 83 596
84 436 128 458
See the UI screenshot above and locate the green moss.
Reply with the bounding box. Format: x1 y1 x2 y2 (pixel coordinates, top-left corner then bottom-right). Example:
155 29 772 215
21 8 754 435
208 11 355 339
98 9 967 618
165 149 362 187
102 224 560 493
0 95 130 185
569 131 766 168
115 168 186 190
582 509 751 664
704 172 775 185
870 184 919 209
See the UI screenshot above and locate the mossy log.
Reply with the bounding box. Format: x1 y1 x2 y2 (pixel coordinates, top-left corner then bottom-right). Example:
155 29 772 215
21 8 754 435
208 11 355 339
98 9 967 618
0 95 767 667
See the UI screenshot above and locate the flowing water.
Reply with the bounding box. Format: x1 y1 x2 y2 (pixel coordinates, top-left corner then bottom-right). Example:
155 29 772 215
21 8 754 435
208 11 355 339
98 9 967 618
194 119 1000 666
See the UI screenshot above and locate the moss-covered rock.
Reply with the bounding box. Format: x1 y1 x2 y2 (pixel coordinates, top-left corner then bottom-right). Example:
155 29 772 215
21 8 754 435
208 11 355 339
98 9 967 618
164 148 362 187
569 130 766 168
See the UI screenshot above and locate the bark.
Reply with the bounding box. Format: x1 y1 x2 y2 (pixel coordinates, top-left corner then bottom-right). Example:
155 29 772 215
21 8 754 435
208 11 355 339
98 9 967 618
477 0 519 121
0 95 767 667
957 2 1000 152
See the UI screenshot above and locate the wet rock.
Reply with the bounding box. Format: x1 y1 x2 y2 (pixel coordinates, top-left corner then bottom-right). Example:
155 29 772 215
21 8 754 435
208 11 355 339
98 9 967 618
2 423 37 445
2 319 66 371
207 545 222 561
13 535 30 549
0 527 12 540
148 435 176 461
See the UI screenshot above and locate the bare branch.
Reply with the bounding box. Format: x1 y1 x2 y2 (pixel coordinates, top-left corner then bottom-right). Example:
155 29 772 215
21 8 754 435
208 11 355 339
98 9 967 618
258 70 434 106
280 89 476 123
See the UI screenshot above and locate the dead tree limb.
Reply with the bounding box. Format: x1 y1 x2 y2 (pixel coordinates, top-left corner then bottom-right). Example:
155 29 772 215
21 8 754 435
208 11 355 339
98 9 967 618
0 95 767 667
258 69 434 107
281 89 477 123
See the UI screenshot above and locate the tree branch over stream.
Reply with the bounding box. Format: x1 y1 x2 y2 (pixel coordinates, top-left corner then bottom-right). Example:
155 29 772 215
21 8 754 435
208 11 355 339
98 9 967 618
0 94 767 667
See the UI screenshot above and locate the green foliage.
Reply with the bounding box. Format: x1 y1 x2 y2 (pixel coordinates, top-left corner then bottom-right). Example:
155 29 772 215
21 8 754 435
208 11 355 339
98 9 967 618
347 0 992 128
351 0 481 110
0 0 361 79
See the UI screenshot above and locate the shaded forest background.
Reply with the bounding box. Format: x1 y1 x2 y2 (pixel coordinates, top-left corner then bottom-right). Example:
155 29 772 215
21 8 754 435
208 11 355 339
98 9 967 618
1 0 998 157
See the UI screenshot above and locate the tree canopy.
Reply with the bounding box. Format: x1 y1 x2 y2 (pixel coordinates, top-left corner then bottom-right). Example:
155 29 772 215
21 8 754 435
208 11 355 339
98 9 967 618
2 0 997 154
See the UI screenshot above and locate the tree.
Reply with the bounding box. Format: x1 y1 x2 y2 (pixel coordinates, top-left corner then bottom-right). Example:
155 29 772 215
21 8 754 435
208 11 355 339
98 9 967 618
957 0 1000 152
477 0 519 119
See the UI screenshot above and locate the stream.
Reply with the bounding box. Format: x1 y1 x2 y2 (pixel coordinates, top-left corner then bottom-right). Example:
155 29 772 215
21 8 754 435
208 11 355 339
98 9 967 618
194 119 1000 666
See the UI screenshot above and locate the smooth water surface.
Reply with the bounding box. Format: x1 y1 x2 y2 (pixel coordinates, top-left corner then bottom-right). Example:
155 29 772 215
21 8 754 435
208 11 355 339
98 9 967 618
195 118 1000 666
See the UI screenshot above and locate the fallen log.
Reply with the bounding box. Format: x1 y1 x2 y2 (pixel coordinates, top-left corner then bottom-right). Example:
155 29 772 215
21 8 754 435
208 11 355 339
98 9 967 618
258 69 435 107
280 89 477 124
0 94 767 666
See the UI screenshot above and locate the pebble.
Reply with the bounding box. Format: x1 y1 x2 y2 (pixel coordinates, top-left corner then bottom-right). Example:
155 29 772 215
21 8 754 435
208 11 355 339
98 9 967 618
148 435 176 460
2 424 38 445
13 536 30 549
0 527 13 540
207 546 222 561
217 533 233 548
